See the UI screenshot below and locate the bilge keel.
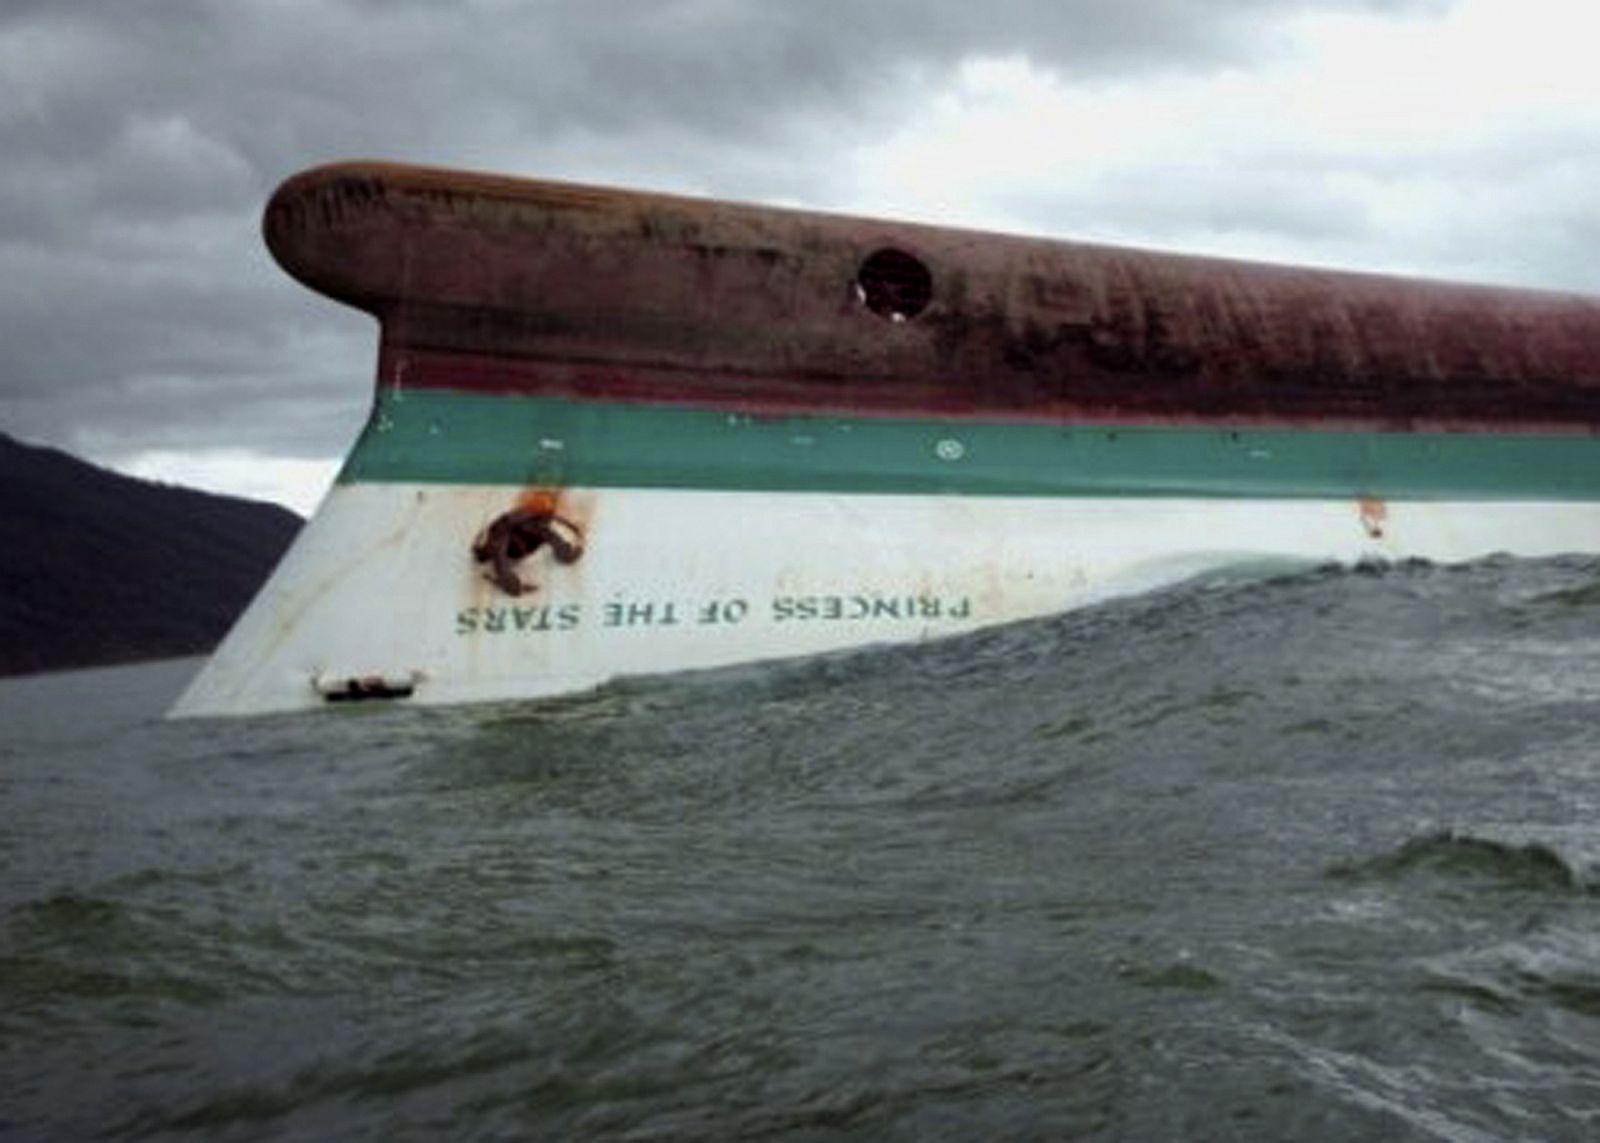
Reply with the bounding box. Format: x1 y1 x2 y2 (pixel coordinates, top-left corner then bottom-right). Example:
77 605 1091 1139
173 162 1600 716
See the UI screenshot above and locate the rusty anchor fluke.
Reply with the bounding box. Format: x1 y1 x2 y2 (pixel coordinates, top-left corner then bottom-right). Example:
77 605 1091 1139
472 506 584 596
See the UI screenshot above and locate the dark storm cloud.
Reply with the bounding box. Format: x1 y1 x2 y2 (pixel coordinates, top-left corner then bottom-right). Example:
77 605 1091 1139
8 0 1440 185
0 0 1447 469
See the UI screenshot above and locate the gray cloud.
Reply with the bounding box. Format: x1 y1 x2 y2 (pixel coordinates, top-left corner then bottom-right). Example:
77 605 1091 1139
8 0 1439 185
0 0 1509 482
986 114 1600 294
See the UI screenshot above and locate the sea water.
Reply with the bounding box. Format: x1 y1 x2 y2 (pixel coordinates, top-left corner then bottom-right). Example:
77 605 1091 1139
4 556 1600 1140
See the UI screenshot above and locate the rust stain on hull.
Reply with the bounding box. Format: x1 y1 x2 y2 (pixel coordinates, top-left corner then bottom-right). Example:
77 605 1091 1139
266 161 1600 434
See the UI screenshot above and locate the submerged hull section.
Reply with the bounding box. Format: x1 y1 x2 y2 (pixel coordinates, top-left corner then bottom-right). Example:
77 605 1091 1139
174 162 1600 716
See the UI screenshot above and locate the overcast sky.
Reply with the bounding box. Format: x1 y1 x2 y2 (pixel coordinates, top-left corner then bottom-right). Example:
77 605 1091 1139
4 0 1599 513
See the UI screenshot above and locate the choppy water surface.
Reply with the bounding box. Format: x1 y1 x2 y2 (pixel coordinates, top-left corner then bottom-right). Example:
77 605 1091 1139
5 556 1600 1140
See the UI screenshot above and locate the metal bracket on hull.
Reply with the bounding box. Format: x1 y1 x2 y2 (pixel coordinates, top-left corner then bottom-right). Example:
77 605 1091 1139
313 671 422 703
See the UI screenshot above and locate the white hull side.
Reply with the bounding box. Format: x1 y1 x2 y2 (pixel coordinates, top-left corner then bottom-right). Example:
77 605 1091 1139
171 485 1600 716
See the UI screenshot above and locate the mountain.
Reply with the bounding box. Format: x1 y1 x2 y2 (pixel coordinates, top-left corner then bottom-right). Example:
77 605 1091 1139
0 432 302 676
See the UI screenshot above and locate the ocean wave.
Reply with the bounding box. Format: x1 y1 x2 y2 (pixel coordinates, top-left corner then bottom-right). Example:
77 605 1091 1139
1327 829 1600 894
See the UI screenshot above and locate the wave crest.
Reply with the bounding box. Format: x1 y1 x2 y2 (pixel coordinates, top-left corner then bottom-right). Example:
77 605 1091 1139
1327 829 1596 894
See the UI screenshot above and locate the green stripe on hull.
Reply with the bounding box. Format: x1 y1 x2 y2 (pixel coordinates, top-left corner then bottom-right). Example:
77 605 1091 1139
341 388 1600 500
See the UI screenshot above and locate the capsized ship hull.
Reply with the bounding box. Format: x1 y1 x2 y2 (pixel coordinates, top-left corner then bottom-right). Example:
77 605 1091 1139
173 163 1600 716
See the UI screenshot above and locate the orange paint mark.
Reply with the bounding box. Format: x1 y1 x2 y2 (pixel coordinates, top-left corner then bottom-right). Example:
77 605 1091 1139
1358 497 1388 539
516 488 562 516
